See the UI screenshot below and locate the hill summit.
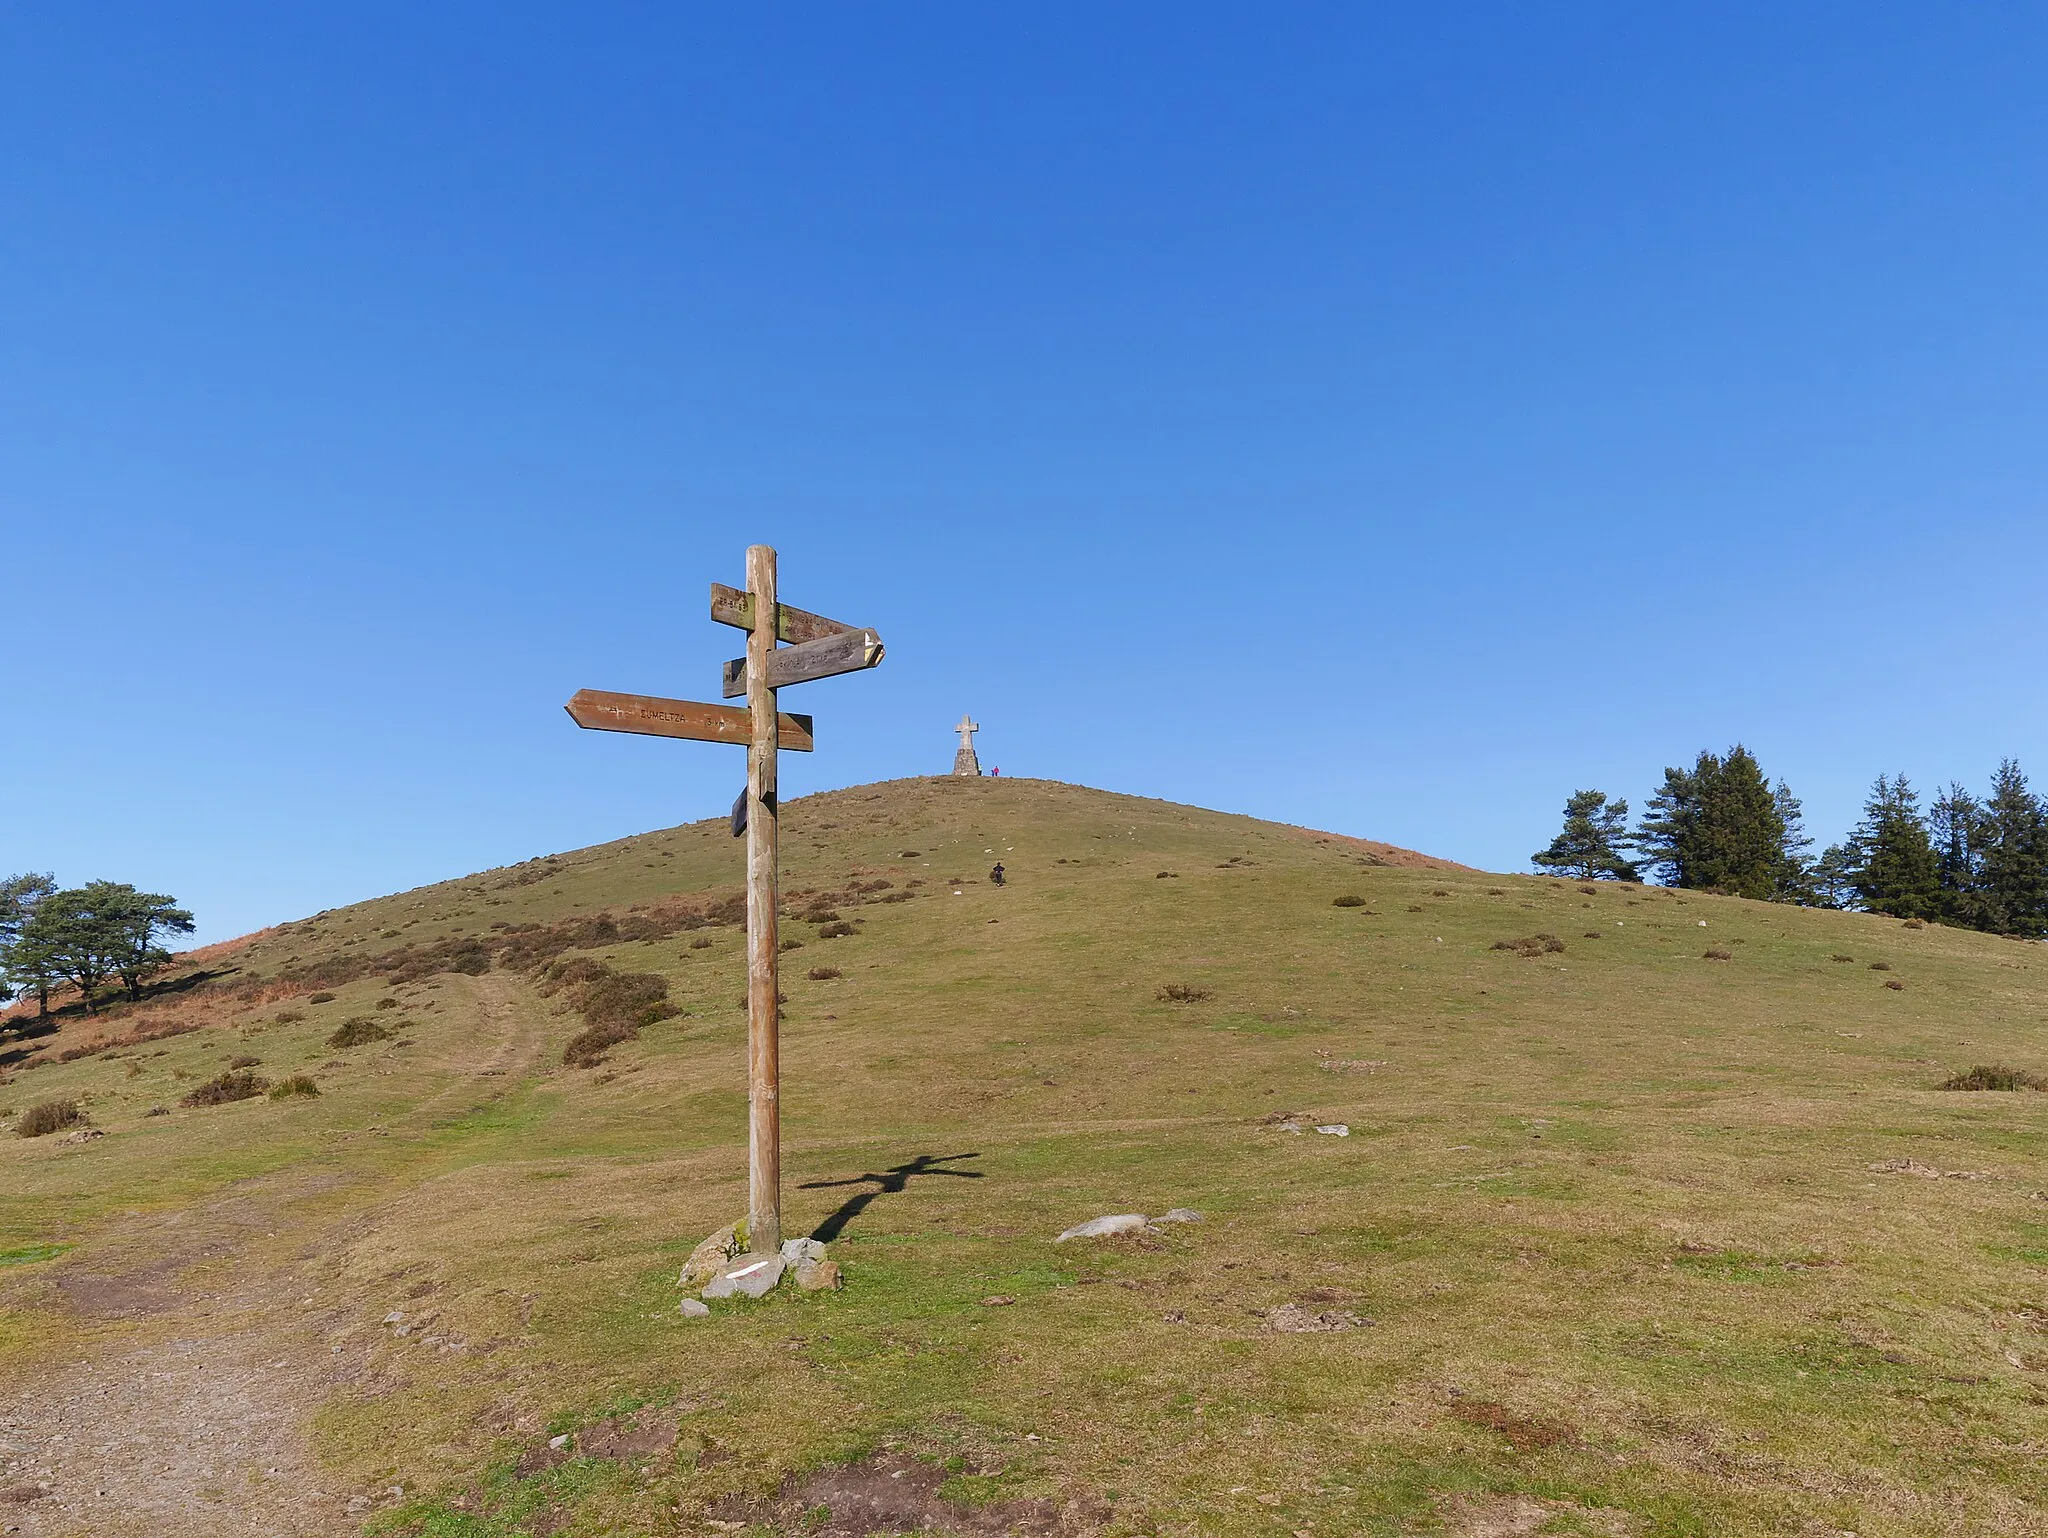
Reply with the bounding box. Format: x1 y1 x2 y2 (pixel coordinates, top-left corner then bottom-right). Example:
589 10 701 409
3 776 2045 1537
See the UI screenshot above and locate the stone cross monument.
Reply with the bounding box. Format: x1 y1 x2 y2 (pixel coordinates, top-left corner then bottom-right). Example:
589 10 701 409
952 714 982 777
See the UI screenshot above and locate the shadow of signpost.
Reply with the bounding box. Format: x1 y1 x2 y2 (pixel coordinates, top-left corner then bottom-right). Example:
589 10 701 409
798 1152 984 1243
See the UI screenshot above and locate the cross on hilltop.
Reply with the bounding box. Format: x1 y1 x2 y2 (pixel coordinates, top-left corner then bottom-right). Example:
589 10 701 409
953 714 981 777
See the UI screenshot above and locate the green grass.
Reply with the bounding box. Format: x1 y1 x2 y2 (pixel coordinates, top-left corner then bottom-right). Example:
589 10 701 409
4 775 2048 1535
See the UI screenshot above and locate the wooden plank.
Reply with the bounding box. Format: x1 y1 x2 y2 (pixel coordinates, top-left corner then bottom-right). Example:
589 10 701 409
563 689 813 751
743 544 783 1256
710 582 857 645
721 627 884 698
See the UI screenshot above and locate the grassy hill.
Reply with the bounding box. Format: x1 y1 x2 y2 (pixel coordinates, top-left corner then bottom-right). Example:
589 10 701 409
3 775 2047 1536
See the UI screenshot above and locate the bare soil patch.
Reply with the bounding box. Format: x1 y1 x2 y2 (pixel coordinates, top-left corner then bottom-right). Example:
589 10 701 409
712 1450 1067 1537
1448 1398 1578 1451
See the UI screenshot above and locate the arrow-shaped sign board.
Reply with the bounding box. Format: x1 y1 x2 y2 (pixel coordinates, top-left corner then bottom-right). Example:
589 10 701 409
722 627 885 699
564 688 814 751
709 583 857 646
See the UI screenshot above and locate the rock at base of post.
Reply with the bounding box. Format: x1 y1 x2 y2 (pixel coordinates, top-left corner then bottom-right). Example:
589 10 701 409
793 1258 842 1291
678 1221 748 1288
702 1253 785 1300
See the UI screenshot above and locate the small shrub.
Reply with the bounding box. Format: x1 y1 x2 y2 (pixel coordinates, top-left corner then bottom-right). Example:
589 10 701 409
1884 979 1906 991
779 939 805 951
1157 983 1213 1003
1433 888 1452 898
1830 954 1855 963
327 1018 393 1049
228 1054 262 1069
817 921 858 939
1869 961 1892 972
269 1075 320 1100
562 1021 635 1068
1578 885 1598 895
18 1099 83 1138
1156 871 1175 879
1487 888 1506 896
1582 931 1602 939
1940 1064 2048 1091
802 907 842 924
273 1010 304 1024
308 992 337 1004
579 970 675 1030
145 1106 169 1117
180 1070 269 1108
376 997 399 1010
1903 917 1927 929
1492 934 1565 958
1406 904 1425 913
807 966 842 981
1703 948 1732 961
690 937 714 949
1332 895 1367 907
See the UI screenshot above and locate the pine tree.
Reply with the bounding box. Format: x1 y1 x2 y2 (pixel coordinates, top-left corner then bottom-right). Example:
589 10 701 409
1633 762 1701 887
1634 746 1801 899
1929 782 1985 928
1810 843 1859 909
0 873 58 1015
1771 778 1816 903
1977 759 2048 937
1531 791 1637 880
17 881 194 1013
1849 775 1941 919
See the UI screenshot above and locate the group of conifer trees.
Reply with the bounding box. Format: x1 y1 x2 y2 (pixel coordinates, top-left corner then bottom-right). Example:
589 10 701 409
0 874 195 1016
1533 747 2048 937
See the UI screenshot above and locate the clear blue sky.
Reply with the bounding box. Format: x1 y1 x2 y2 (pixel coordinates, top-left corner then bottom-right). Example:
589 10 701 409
7 5 2046 946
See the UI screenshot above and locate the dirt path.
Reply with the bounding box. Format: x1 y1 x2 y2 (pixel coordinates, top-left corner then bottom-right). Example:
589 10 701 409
0 976 547 1537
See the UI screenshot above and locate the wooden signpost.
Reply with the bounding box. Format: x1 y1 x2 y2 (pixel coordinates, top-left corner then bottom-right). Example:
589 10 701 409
566 545 883 1254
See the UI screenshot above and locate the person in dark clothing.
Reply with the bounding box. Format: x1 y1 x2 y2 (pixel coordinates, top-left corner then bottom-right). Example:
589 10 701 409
989 862 1005 886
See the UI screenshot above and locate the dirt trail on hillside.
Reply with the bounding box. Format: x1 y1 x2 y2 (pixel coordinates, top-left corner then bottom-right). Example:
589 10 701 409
0 977 544 1537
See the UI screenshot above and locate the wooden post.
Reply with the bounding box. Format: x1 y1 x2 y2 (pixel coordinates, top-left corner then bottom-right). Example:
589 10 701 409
571 546 883 1269
744 543 783 1255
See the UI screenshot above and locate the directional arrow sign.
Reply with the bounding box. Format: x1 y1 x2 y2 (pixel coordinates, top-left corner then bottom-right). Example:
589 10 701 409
710 582 856 646
721 627 885 698
564 689 814 751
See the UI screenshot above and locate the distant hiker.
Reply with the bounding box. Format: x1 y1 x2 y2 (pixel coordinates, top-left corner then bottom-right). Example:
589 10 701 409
990 766 1000 777
990 862 1005 886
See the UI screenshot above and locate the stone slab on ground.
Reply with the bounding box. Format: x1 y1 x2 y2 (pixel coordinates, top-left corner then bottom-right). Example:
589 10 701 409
1055 1214 1148 1242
